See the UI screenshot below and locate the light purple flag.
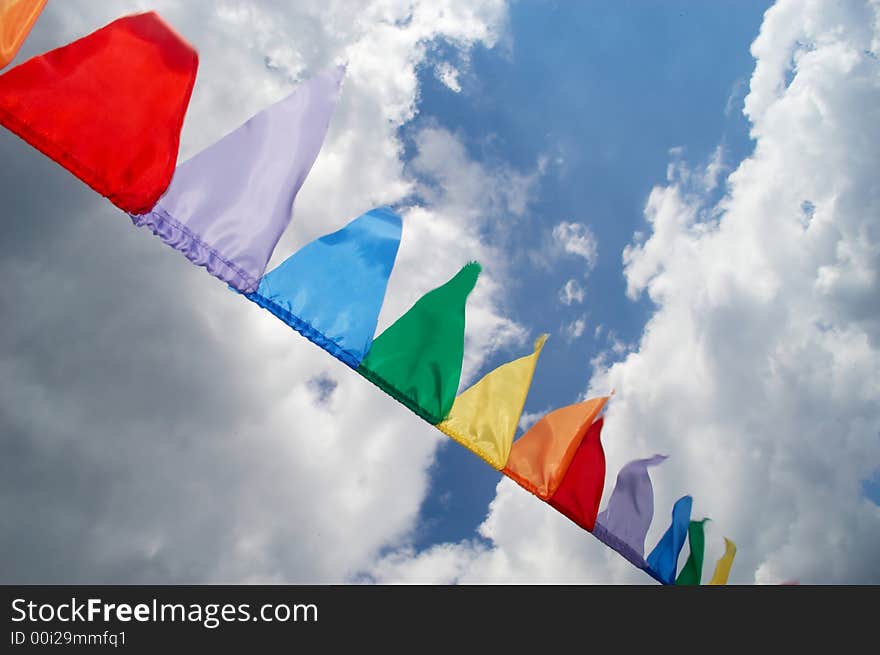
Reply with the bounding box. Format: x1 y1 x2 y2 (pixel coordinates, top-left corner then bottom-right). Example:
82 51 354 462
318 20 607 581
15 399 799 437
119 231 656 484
129 66 344 293
594 454 667 567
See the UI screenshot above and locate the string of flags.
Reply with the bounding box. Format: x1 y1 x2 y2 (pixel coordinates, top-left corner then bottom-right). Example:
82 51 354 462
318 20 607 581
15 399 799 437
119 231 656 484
0 7 738 585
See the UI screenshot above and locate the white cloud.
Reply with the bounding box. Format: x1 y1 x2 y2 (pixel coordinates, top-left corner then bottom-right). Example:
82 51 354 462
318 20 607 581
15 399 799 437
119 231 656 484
408 124 542 222
435 61 462 92
558 278 585 306
552 221 599 268
366 0 880 584
563 316 587 341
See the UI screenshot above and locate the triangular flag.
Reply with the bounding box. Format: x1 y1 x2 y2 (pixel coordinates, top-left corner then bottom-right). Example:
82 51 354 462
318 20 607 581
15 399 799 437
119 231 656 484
357 262 480 425
547 416 606 532
594 454 667 563
0 0 46 69
675 519 708 585
438 335 547 469
0 12 198 213
130 65 344 293
646 495 693 585
708 537 737 585
246 206 402 368
503 396 608 497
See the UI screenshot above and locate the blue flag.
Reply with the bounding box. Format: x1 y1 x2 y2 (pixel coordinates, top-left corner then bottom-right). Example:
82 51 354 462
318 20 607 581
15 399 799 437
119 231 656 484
246 206 402 368
646 495 692 584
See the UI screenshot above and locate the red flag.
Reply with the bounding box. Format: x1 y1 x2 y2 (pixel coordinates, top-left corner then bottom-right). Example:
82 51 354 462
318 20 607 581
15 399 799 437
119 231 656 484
547 417 606 532
0 12 198 214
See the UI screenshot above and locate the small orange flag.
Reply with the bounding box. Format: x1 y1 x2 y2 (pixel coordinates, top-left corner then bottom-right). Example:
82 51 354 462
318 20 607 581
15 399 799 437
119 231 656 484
503 396 608 499
0 0 47 69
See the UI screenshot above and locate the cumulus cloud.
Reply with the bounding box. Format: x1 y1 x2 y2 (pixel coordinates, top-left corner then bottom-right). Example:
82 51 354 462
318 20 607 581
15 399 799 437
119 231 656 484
0 0 523 582
434 61 462 92
367 0 880 584
531 220 599 281
558 278 585 306
563 316 587 341
552 221 599 269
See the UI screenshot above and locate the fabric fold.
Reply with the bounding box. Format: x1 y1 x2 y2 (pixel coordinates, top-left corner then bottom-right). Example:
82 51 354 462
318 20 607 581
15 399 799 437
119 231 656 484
0 0 47 69
245 206 402 368
546 416 606 532
437 335 547 469
503 396 608 498
357 262 480 425
130 65 344 292
0 11 198 213
646 495 693 585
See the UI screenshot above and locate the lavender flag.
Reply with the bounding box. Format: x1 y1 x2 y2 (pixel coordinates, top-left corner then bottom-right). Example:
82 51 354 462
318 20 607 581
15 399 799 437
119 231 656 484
594 454 667 568
130 66 344 293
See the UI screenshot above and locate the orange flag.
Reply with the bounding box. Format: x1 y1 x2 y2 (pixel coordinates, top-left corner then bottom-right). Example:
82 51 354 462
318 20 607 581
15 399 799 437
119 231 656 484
503 396 608 499
0 0 47 69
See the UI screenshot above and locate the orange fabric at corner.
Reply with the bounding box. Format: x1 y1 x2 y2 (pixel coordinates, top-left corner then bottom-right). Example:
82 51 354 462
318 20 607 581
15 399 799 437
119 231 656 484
503 396 608 499
0 0 47 69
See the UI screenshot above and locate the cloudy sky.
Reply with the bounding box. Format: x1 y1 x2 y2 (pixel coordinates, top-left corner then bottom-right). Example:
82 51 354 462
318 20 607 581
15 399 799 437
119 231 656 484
1 0 878 584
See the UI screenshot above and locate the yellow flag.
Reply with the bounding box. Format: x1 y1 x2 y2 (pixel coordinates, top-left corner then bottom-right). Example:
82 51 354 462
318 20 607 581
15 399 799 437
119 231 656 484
437 335 547 469
708 537 737 585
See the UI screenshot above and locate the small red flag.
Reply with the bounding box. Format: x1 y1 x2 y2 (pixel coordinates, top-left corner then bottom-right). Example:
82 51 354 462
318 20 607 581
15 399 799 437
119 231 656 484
548 417 606 532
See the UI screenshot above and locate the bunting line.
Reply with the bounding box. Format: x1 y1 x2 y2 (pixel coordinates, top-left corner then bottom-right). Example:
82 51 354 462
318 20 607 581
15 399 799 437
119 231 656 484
0 8 737 586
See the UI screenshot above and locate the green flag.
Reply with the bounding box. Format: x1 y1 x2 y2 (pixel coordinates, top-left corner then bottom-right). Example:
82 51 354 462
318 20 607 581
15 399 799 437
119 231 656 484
357 262 480 424
675 519 708 585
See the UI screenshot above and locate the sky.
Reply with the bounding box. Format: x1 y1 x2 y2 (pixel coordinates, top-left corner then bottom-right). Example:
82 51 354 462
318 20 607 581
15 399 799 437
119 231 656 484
1 0 878 584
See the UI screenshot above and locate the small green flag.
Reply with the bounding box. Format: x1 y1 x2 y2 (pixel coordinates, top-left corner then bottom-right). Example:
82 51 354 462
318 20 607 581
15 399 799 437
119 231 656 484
675 519 708 585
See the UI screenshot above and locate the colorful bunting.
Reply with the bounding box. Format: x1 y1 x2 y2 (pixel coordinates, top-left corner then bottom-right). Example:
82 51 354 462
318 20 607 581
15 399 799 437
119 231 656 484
708 537 737 585
675 519 708 585
0 9 737 586
0 0 47 69
646 495 693 585
358 262 480 425
504 396 608 498
131 66 344 293
246 206 402 368
594 454 667 563
546 417 606 532
438 335 547 469
0 12 198 214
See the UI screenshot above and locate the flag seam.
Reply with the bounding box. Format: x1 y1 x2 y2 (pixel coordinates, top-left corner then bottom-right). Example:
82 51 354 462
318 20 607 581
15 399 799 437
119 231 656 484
245 292 362 369
129 204 260 293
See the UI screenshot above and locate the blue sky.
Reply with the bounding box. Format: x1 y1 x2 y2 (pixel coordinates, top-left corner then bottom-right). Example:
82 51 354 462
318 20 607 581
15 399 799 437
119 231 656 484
408 0 774 549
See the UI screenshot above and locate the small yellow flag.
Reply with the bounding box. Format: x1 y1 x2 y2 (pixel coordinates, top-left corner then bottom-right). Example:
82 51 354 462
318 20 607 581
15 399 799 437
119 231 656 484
708 537 737 585
437 335 547 469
